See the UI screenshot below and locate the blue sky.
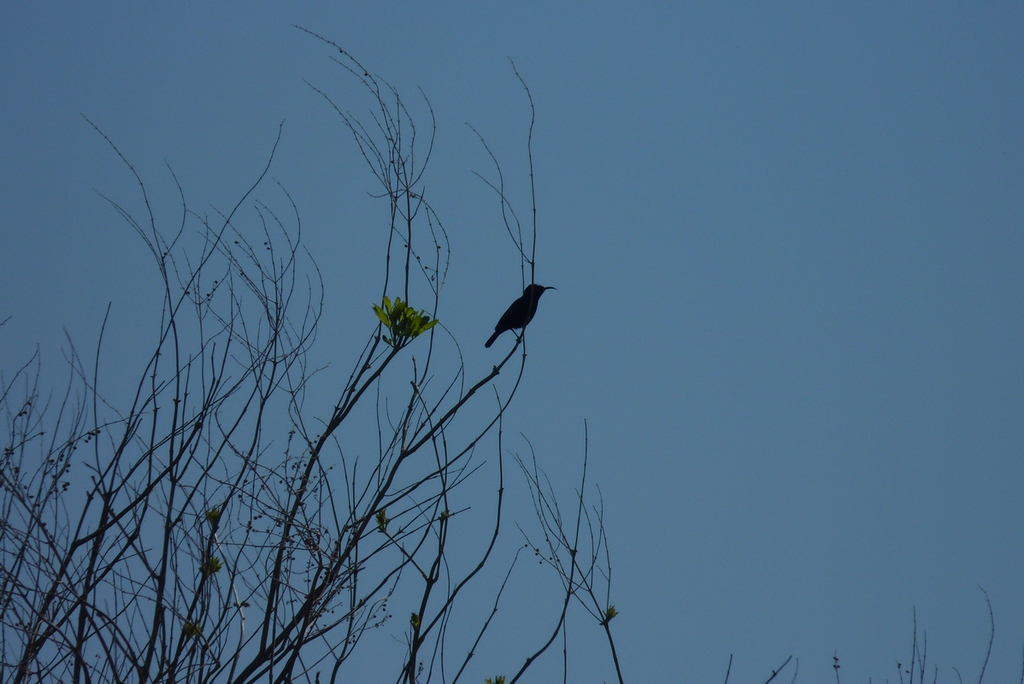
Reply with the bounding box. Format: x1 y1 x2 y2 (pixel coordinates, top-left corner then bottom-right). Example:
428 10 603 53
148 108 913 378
2 3 1022 682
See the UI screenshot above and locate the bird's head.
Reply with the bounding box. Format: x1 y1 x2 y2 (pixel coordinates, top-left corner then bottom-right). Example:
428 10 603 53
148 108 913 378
524 284 555 298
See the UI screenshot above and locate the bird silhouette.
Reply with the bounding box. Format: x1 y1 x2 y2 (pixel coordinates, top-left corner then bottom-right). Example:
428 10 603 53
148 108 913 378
485 284 555 348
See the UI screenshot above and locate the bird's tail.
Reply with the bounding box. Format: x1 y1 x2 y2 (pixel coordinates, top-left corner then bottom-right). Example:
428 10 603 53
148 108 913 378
484 330 500 348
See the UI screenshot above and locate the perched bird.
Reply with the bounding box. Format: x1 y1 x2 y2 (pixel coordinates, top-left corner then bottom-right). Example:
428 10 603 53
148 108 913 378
485 284 555 348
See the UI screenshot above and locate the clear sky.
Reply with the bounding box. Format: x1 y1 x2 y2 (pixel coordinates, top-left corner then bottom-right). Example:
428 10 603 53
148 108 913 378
2 3 1022 683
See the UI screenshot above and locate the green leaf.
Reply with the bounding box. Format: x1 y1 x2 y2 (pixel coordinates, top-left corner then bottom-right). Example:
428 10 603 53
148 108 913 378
203 556 223 575
205 508 221 526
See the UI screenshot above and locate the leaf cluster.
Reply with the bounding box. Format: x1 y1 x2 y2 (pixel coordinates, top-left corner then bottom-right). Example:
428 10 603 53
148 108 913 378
373 296 438 348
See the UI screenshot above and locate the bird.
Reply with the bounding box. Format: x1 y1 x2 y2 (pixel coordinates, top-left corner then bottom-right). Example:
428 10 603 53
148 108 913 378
485 284 555 348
